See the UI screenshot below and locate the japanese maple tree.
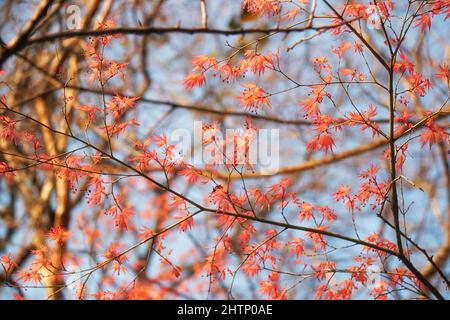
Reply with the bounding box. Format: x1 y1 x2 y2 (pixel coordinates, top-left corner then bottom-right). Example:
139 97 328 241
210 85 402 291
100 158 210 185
0 0 449 300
